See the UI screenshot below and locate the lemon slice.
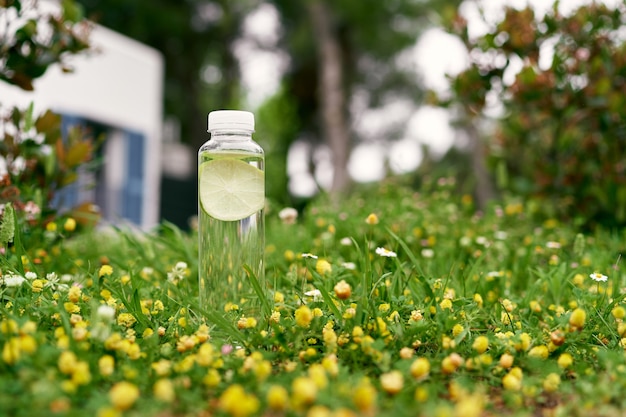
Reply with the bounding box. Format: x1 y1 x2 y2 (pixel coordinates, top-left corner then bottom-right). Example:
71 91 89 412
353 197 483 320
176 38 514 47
199 158 264 221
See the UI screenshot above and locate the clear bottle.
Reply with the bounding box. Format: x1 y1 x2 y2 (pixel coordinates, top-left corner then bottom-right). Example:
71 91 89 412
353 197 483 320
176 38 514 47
198 110 265 315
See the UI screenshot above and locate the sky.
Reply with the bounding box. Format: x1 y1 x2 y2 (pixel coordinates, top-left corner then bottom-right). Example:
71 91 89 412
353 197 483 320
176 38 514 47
234 0 622 195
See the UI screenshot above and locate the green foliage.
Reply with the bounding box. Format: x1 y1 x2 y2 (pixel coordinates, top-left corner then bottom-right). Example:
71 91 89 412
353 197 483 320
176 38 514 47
255 86 300 206
1 0 98 246
0 0 90 90
78 0 256 150
444 2 626 229
0 203 15 246
1 179 626 415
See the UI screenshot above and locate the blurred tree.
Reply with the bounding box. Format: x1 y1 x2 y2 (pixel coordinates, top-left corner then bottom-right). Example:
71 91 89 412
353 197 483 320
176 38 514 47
443 2 626 229
268 0 462 195
82 0 462 197
78 0 256 152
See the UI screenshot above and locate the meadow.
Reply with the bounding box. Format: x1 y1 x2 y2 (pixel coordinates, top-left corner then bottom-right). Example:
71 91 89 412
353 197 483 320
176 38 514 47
1 176 625 417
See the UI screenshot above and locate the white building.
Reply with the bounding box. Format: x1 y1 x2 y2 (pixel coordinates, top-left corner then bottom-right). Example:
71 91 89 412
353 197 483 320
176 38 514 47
0 16 164 230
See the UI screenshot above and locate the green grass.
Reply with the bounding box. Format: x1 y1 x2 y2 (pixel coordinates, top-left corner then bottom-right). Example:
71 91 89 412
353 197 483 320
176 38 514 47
1 177 625 417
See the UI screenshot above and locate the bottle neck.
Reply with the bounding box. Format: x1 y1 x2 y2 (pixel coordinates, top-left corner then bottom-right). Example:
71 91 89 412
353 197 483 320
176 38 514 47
209 129 253 141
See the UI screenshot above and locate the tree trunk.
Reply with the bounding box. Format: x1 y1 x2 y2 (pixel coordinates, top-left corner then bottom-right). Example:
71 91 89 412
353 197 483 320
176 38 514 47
307 0 350 195
467 120 495 210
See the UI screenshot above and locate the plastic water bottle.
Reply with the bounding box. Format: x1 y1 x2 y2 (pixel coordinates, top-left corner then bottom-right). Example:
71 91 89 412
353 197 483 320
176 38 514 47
198 110 265 314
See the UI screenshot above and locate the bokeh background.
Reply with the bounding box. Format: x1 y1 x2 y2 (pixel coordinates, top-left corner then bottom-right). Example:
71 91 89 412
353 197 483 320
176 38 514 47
2 0 625 231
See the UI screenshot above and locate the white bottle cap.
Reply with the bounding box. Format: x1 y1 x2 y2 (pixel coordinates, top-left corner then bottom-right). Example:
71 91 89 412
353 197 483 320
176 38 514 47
207 110 255 132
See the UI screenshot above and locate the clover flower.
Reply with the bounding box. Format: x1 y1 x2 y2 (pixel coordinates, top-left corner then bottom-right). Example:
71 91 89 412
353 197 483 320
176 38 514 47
340 237 353 246
353 380 377 413
543 373 561 393
333 280 351 299
291 376 318 408
546 241 561 249
278 207 298 225
304 289 322 302
569 308 587 330
266 385 289 411
99 265 113 277
557 352 573 369
441 353 463 374
528 345 549 359
380 370 404 395
153 378 175 403
410 357 430 380
502 371 522 391
499 353 514 369
109 381 140 411
3 273 25 287
295 305 314 327
167 261 188 283
472 336 489 354
97 305 116 322
98 355 115 376
315 259 332 275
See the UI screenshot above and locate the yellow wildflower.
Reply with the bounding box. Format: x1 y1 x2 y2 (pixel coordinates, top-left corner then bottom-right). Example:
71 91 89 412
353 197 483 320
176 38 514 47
353 380 377 413
71 361 92 385
569 308 586 330
64 302 80 314
153 379 175 403
612 306 626 320
291 377 318 409
117 313 137 328
99 355 115 376
315 259 332 276
557 353 573 369
499 353 514 369
58 351 78 375
266 385 289 411
410 357 430 380
452 324 464 337
2 338 20 364
439 299 452 310
365 213 379 225
68 286 82 303
333 280 351 299
99 265 113 277
31 279 44 293
308 364 328 389
441 353 463 374
472 336 489 354
543 373 560 393
64 217 77 232
528 345 549 359
502 370 522 391
295 306 313 328
109 381 140 411
380 370 404 395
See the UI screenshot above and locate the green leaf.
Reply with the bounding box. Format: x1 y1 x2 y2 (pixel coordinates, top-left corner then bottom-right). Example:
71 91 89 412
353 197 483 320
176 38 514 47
62 0 84 23
35 109 61 134
24 102 34 131
0 203 15 245
244 264 272 320
130 289 150 328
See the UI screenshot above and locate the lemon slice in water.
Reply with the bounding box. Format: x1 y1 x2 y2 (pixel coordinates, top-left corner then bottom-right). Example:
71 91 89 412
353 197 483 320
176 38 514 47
199 158 264 221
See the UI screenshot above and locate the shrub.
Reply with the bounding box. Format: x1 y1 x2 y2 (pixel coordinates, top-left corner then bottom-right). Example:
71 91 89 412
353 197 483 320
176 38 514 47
444 3 626 229
0 0 96 249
